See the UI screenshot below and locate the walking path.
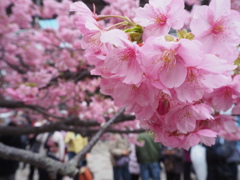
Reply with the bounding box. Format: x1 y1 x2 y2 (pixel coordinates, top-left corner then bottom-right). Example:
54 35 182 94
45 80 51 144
87 141 113 180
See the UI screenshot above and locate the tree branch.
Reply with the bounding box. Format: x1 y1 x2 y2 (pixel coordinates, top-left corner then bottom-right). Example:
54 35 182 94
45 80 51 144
0 99 137 135
40 68 98 90
4 60 27 74
0 108 128 178
16 54 30 70
104 128 145 134
0 45 5 61
0 99 64 120
0 142 78 177
69 107 126 166
0 118 97 135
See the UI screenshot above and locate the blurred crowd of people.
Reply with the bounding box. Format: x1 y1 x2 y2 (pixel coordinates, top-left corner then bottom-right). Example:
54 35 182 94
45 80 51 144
1 115 240 180
108 133 240 180
0 117 90 180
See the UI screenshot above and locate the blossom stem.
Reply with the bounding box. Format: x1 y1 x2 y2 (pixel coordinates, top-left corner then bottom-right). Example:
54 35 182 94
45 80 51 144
106 22 129 30
97 15 133 25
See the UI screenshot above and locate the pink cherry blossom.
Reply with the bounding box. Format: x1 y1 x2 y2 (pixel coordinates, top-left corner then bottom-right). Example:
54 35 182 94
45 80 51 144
41 0 62 19
100 30 143 84
232 101 240 115
140 37 202 88
101 0 139 25
184 0 200 6
134 0 186 40
207 115 240 140
100 78 159 120
70 2 104 50
10 0 36 28
6 85 39 103
231 0 240 12
204 75 240 112
190 0 240 62
164 103 213 133
212 115 238 134
26 68 58 88
175 54 236 102
185 129 217 148
144 116 216 149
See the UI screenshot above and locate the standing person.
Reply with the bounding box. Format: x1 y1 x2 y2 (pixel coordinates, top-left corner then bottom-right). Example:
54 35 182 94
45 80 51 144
37 131 65 180
183 149 192 180
28 133 40 180
135 132 161 180
0 121 23 180
225 140 240 180
190 144 207 180
65 131 90 180
206 137 236 180
109 134 131 180
162 147 184 180
27 121 44 180
129 143 140 180
64 131 88 163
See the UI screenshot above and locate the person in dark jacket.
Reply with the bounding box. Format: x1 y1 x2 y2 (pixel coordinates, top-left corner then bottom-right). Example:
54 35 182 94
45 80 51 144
136 132 162 180
0 122 23 180
206 137 235 180
183 149 192 180
162 147 184 180
225 140 240 180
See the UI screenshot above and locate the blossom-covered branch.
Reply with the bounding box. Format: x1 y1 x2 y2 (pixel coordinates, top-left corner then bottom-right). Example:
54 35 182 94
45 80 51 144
70 0 240 149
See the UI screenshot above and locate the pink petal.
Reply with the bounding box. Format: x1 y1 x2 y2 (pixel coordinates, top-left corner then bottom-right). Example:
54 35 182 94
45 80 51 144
197 129 217 137
160 61 187 88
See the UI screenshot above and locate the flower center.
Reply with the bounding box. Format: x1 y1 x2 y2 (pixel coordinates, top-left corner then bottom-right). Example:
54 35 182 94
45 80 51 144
118 48 135 62
181 111 192 119
224 87 232 97
160 50 177 70
212 20 224 35
187 68 198 83
154 14 167 25
87 31 102 48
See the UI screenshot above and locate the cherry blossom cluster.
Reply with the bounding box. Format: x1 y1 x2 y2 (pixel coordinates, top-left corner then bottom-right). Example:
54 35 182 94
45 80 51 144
184 0 240 12
71 0 240 149
0 0 119 124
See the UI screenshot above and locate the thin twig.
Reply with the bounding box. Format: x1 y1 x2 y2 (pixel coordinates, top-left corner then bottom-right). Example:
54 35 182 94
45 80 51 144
69 107 126 166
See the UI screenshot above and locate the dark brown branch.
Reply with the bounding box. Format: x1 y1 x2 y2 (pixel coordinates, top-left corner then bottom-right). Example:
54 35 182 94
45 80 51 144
40 68 97 90
73 69 92 83
81 128 145 136
4 60 27 74
16 54 30 70
0 142 78 177
114 114 136 122
103 128 145 134
0 114 136 136
0 99 63 120
0 45 5 60
0 99 137 136
0 119 97 135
